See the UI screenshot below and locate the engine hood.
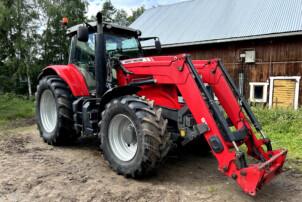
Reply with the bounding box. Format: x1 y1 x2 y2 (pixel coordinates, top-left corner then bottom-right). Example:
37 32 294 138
121 56 178 68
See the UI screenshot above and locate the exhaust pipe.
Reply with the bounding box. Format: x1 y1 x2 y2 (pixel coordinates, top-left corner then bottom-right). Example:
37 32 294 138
95 12 107 97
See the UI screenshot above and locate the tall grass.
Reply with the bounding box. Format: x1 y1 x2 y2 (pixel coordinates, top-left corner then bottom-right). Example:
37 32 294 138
253 107 302 160
0 94 35 127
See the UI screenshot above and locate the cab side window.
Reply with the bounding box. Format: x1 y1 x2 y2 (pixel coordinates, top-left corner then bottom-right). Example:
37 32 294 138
73 34 96 90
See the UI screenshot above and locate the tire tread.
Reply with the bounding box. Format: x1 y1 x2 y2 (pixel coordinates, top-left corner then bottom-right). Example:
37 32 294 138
100 95 171 178
36 75 78 145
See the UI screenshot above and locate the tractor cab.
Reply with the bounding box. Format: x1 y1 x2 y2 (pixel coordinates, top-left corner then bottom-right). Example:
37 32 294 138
66 22 160 91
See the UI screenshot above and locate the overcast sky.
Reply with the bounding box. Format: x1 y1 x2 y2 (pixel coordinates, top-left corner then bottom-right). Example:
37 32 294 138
87 0 188 17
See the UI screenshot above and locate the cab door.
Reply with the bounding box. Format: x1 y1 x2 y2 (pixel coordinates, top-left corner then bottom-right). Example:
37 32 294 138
69 34 96 91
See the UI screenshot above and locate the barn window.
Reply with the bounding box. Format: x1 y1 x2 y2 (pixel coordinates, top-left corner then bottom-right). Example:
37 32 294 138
249 82 269 103
254 86 264 99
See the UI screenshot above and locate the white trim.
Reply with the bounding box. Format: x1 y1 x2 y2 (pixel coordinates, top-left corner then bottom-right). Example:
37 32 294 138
268 78 274 109
295 77 301 110
249 82 269 103
269 76 301 110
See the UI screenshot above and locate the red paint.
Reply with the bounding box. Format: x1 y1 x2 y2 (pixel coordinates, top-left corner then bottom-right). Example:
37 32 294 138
119 54 287 196
41 64 90 97
137 85 181 109
42 54 287 195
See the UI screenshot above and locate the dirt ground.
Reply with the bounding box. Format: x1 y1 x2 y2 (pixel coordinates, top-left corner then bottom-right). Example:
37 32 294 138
0 125 302 202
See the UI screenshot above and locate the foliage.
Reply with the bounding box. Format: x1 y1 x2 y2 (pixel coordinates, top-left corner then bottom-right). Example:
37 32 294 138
99 0 145 26
128 6 145 24
0 0 40 95
253 107 302 160
114 9 129 26
0 0 87 96
38 0 87 65
0 0 145 96
101 0 116 22
0 94 34 127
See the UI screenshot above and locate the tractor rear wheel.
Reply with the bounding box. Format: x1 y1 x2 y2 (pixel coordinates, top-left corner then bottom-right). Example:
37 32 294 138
36 76 78 145
99 95 171 178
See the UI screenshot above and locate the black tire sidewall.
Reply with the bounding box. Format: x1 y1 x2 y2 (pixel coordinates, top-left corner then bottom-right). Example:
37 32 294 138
36 77 60 142
101 101 146 174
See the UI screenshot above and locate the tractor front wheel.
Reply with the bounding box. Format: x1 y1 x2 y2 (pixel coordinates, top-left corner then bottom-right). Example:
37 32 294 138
36 76 78 145
99 95 171 178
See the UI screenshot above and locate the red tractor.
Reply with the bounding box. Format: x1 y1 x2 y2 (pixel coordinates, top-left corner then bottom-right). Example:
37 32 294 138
36 13 287 196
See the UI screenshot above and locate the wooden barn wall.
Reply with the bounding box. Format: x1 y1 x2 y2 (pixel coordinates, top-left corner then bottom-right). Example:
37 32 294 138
145 36 302 106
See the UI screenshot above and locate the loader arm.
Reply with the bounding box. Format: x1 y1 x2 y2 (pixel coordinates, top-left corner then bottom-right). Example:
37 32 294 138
121 54 287 196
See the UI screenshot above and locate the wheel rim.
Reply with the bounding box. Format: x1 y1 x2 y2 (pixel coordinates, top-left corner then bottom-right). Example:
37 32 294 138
108 114 138 162
40 89 57 133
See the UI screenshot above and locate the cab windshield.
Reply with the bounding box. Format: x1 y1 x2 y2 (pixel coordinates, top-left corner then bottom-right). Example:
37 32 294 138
71 32 142 90
74 33 142 61
105 34 141 58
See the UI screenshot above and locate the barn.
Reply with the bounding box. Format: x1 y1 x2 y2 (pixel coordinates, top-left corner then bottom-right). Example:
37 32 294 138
131 0 302 109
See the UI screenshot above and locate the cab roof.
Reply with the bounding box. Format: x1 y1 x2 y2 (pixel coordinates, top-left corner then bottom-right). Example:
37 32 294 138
66 22 141 37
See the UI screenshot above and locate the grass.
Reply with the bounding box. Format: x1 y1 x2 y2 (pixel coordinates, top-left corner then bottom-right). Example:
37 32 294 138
253 107 302 171
253 107 302 159
0 94 35 128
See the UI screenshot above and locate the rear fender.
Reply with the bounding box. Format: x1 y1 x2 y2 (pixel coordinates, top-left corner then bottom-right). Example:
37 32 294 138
38 64 90 97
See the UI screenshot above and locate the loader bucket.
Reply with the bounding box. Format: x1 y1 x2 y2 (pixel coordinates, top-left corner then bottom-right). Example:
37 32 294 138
235 149 287 196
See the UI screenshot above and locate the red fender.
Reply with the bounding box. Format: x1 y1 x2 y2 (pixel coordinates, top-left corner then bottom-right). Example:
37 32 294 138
39 64 90 97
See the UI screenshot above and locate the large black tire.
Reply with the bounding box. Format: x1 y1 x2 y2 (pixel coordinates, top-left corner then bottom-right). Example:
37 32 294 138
99 95 171 178
36 75 78 145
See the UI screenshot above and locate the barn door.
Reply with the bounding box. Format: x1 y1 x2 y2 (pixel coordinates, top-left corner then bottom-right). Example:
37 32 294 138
272 79 295 108
269 77 301 110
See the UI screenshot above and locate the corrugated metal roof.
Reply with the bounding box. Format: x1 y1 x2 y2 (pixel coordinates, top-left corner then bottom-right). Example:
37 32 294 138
130 0 302 48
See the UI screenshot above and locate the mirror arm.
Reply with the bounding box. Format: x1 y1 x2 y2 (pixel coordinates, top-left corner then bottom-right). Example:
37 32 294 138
85 22 97 32
139 37 158 41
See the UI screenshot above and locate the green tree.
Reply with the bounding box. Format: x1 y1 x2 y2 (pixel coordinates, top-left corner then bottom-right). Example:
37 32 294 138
0 0 144 95
39 0 87 66
114 9 129 26
93 2 144 26
0 0 88 95
0 0 14 72
102 0 116 22
128 6 145 24
0 0 10 71
0 0 39 96
0 1 7 24
15 0 40 96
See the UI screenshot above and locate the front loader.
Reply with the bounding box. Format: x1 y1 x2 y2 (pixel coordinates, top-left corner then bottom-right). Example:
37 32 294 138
36 13 287 196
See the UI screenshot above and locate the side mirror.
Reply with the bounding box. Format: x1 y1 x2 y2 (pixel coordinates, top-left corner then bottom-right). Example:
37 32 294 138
155 37 161 53
139 37 162 53
77 26 89 42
